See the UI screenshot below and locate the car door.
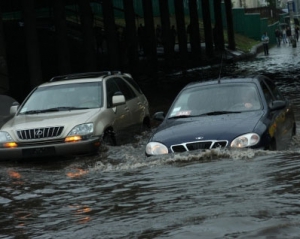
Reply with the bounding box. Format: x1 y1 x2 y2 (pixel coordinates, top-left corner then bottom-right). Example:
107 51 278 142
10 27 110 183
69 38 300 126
113 77 141 127
261 78 294 149
122 76 147 125
105 78 131 133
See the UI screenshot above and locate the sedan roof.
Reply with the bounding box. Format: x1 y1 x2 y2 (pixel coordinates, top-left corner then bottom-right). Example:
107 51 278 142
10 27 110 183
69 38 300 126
184 76 262 90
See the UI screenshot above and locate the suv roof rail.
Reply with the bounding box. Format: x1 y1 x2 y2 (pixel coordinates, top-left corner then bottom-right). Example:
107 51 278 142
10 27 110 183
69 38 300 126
49 71 122 82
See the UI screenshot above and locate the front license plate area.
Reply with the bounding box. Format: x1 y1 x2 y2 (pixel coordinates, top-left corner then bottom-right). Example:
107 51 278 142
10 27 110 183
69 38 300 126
23 147 56 157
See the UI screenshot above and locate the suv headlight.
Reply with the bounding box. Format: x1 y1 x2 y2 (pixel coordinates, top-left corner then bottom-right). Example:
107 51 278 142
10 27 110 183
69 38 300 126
66 123 94 142
0 131 18 148
146 142 168 156
231 133 260 148
0 131 13 143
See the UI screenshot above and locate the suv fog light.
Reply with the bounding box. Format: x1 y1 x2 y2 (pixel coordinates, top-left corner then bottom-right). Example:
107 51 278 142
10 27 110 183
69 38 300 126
4 142 18 148
65 135 82 142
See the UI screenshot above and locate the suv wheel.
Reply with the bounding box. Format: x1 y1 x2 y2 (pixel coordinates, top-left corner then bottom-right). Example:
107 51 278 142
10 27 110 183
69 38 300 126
103 129 117 146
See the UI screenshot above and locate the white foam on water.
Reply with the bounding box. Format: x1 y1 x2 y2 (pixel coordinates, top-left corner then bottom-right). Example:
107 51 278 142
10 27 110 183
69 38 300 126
90 147 279 173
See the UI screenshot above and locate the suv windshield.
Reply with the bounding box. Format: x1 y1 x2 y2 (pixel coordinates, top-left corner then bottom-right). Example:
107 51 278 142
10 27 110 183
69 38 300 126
20 82 103 114
168 83 262 118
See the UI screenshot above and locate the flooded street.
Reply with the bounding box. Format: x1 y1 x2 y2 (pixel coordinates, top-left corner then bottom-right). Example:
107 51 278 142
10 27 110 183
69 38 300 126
2 44 300 239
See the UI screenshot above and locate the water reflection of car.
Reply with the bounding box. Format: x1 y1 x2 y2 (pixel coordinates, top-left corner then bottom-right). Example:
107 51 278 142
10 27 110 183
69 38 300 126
0 71 150 160
145 75 296 156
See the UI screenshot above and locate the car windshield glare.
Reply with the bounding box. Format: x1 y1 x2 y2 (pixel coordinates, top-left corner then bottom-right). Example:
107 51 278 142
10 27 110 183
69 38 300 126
168 83 262 117
19 82 103 114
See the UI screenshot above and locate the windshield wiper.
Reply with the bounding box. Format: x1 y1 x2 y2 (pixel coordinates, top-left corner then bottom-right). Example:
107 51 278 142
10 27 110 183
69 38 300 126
48 106 90 111
168 115 199 119
201 111 241 116
168 111 241 119
21 107 89 114
21 110 47 114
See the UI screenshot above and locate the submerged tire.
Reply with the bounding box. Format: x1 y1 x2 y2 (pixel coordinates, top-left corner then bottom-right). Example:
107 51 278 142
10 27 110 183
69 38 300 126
292 123 297 136
103 129 117 146
141 117 151 132
268 139 277 151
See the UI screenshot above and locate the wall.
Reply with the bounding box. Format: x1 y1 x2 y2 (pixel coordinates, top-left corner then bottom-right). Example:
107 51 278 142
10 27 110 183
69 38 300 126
232 7 280 44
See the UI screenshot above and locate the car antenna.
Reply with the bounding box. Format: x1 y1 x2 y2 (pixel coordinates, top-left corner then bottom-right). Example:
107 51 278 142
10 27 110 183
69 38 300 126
218 51 224 84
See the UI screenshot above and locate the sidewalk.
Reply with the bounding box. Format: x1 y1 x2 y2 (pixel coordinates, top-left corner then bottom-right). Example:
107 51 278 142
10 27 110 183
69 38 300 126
152 42 257 64
227 39 300 62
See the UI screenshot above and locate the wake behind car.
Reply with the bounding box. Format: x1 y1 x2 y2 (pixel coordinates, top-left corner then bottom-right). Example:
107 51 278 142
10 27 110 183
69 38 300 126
146 75 296 156
0 71 150 160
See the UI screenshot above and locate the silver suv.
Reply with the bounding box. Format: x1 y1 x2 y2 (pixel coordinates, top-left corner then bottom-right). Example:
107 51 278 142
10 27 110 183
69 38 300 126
0 72 150 160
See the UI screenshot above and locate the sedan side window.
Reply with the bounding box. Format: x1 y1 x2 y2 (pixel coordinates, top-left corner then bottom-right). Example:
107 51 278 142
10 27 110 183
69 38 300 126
263 78 284 101
260 81 273 107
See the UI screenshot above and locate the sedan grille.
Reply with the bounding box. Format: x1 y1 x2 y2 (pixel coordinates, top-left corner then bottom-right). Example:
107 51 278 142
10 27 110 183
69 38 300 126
17 127 64 140
171 140 228 153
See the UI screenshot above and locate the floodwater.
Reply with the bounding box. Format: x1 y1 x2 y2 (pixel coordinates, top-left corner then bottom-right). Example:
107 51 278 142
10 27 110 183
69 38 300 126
2 44 300 239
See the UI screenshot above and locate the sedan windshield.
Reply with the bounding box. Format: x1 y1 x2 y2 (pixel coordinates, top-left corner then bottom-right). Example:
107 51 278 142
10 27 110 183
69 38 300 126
19 82 103 114
168 83 262 118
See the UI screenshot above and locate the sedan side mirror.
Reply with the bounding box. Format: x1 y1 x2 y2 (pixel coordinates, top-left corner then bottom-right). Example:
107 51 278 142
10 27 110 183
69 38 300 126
153 111 165 121
270 100 286 111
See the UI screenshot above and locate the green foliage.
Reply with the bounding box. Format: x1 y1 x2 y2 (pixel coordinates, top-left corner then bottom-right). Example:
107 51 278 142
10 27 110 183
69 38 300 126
222 30 259 53
231 32 260 53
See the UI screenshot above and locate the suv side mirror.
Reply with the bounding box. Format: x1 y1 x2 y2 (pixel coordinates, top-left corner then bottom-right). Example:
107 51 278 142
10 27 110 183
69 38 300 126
10 102 19 115
112 92 125 106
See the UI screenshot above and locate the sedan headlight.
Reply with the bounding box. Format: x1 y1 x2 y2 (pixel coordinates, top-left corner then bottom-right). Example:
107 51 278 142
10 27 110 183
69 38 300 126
146 142 168 155
66 123 94 142
231 133 260 148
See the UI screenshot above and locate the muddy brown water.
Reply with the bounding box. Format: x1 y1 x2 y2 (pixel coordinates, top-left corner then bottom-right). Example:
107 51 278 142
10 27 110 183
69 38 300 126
2 45 300 239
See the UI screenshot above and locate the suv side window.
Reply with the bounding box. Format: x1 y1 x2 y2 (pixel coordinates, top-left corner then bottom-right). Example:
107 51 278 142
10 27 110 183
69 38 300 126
123 76 142 94
106 79 120 108
114 77 136 100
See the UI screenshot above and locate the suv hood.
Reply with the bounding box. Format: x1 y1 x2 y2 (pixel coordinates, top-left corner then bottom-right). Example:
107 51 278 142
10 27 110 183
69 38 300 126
152 111 264 145
1 109 101 130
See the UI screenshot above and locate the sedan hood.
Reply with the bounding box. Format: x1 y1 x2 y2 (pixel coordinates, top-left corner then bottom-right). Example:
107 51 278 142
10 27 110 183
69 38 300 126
152 111 264 145
2 109 101 131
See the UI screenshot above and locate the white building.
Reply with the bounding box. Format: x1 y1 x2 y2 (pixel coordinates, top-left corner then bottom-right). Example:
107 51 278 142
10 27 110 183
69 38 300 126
231 0 300 11
231 0 268 8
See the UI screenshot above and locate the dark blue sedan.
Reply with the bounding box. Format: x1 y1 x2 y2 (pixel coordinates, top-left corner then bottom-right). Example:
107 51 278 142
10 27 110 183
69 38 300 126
145 75 296 156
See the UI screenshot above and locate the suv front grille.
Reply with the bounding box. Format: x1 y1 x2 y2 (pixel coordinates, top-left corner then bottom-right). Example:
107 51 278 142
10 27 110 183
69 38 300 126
17 127 64 140
171 140 228 153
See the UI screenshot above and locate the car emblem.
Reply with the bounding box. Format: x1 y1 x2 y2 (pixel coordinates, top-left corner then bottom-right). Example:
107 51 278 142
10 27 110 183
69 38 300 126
35 129 43 136
196 137 203 140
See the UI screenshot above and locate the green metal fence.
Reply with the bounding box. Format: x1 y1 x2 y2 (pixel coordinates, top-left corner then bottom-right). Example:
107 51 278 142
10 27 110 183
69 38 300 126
2 0 287 45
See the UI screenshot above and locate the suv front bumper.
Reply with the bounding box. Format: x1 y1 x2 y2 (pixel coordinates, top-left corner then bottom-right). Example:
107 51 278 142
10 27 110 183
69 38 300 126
0 137 101 160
